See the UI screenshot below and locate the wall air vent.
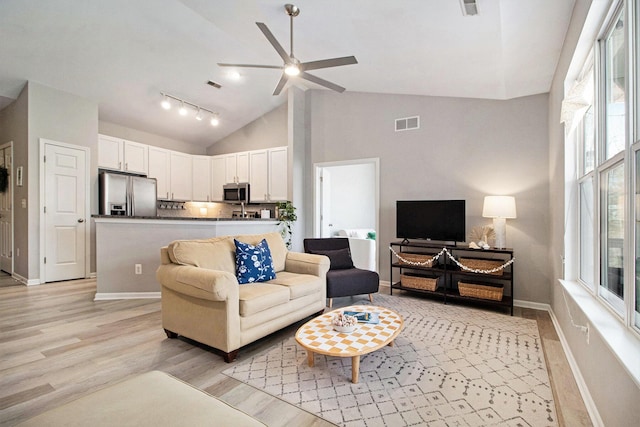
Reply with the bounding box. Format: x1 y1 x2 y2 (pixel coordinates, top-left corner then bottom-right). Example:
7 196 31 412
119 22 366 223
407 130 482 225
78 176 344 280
395 116 420 132
460 0 479 16
207 80 222 89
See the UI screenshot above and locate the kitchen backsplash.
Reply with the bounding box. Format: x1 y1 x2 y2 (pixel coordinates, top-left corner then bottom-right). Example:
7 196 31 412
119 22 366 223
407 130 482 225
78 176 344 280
157 201 277 219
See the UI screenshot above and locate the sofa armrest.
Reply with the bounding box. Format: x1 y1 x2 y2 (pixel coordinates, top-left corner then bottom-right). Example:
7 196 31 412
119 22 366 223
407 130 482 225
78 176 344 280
284 252 330 277
156 264 239 302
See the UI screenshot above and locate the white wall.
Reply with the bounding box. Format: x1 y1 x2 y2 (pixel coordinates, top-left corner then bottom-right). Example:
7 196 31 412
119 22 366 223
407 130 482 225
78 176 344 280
307 90 551 304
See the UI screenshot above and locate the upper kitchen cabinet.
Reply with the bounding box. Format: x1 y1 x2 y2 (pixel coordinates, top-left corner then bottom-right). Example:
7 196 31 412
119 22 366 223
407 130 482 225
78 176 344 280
224 152 249 184
192 155 211 202
210 155 226 202
98 134 148 175
169 151 193 201
249 147 288 203
148 146 170 200
268 147 288 201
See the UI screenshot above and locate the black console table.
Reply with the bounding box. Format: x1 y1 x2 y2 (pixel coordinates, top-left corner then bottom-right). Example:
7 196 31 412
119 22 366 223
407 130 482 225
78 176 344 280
389 241 514 315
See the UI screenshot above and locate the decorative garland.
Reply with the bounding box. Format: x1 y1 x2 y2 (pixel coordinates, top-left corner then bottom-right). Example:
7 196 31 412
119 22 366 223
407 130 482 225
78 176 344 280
389 246 515 274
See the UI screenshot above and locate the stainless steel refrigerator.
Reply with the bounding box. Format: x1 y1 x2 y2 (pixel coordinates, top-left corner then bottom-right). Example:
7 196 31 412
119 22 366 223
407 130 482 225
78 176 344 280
99 172 157 216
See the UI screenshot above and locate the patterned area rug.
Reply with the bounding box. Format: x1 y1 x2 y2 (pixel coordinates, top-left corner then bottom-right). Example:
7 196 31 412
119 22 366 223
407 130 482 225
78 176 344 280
223 294 557 426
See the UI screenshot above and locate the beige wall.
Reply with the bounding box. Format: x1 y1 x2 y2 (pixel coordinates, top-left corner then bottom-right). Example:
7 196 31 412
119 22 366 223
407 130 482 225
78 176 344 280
548 0 640 425
99 121 205 155
207 103 288 155
0 83 28 278
306 90 551 304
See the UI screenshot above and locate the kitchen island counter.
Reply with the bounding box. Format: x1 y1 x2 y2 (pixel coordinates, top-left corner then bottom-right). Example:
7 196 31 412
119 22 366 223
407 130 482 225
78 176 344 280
93 216 279 300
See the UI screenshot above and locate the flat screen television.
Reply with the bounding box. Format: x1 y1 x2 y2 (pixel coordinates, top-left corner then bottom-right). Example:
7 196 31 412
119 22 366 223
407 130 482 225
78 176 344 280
396 200 466 243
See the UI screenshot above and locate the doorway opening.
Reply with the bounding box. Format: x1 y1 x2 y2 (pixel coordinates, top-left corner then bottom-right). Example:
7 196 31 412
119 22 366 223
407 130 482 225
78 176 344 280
313 158 379 271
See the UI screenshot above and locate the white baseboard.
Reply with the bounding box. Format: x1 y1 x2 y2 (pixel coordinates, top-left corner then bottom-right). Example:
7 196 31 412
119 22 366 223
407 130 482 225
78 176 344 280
548 308 604 427
13 273 41 286
513 299 551 311
94 292 161 301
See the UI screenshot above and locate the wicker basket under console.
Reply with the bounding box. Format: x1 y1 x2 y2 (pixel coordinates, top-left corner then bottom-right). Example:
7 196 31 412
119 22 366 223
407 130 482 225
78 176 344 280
459 258 504 276
401 274 438 291
397 252 434 267
458 282 504 301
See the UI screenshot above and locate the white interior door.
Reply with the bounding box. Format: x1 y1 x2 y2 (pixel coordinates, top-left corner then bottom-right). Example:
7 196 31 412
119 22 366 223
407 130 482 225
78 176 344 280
0 143 12 274
44 143 87 282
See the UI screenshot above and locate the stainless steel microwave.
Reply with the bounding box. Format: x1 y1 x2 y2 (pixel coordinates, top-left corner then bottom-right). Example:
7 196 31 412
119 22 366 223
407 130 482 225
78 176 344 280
223 183 250 203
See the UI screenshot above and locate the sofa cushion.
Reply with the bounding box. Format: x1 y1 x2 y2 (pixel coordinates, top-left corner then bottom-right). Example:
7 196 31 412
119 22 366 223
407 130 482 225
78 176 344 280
233 232 287 272
238 283 290 316
268 271 323 299
234 239 276 284
308 248 354 270
167 237 236 273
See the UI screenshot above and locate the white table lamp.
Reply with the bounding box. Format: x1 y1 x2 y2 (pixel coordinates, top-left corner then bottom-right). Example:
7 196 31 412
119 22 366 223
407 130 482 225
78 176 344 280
482 196 517 249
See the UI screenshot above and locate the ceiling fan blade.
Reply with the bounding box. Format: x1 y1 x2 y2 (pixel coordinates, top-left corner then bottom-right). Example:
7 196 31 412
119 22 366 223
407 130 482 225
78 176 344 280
300 72 346 93
217 63 283 70
256 22 291 63
273 74 289 96
301 56 358 72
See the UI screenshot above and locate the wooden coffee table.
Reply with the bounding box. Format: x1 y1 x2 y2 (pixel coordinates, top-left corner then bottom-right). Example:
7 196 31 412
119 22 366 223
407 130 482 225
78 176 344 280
295 305 404 383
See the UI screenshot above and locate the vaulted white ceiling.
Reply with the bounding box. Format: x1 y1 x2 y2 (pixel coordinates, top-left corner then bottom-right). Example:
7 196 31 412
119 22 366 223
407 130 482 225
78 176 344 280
0 0 576 147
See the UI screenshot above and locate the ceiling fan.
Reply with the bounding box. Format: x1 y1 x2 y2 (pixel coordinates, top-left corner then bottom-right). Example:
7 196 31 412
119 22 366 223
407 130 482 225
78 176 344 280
218 4 357 96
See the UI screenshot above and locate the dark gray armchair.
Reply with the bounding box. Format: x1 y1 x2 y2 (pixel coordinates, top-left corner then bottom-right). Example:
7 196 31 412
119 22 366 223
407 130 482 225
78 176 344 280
303 238 379 308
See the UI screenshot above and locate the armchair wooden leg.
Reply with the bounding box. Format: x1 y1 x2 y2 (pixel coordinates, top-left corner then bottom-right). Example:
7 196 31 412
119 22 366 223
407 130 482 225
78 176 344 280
368 294 373 303
328 298 333 308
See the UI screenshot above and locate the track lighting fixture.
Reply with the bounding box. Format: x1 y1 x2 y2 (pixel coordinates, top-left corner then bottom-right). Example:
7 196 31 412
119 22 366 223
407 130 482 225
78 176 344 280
161 95 171 110
160 92 220 126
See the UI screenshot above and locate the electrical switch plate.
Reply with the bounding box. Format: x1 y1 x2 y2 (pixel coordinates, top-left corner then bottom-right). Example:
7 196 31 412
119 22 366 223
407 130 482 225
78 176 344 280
21 199 27 208
135 264 142 275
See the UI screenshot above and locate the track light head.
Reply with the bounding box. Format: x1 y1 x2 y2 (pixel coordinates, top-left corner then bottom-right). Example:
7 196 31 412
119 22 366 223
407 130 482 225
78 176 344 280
210 114 220 126
179 101 188 116
161 96 171 110
195 108 203 121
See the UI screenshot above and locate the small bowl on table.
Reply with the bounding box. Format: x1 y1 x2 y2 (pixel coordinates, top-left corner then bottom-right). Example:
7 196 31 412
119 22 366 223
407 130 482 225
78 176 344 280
332 313 357 333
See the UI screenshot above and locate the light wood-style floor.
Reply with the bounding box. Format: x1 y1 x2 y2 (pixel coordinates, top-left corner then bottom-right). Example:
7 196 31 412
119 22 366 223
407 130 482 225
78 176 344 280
0 278 591 426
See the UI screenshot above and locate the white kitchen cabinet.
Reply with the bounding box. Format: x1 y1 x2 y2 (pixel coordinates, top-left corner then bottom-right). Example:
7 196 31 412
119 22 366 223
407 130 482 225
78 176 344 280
249 147 288 203
268 147 288 201
98 134 148 175
224 152 250 184
192 155 211 202
210 155 226 201
249 150 269 203
169 151 193 201
148 146 170 200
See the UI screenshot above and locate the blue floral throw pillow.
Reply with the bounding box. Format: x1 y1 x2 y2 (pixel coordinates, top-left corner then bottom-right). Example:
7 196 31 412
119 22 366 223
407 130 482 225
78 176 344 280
234 239 276 284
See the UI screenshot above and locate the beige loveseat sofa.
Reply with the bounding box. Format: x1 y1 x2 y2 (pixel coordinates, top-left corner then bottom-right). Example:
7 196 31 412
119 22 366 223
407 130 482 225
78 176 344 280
156 232 330 362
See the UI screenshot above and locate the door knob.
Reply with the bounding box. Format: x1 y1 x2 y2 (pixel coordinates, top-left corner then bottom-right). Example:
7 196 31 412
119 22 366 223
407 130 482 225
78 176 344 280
78 218 85 223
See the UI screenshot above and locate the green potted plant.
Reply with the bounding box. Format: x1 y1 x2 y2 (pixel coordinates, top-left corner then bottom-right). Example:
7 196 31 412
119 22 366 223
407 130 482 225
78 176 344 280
276 201 297 249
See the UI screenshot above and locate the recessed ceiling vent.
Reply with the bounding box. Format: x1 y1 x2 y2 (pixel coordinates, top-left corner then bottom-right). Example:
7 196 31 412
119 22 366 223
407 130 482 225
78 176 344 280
207 80 222 89
395 116 420 132
460 0 479 16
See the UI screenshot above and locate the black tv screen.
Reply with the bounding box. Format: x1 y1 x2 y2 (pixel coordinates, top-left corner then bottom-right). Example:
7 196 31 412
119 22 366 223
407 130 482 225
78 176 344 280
396 200 466 242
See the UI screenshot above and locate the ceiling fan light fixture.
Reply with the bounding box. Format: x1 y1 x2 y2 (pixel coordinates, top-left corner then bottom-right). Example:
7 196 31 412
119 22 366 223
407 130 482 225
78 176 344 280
284 63 300 76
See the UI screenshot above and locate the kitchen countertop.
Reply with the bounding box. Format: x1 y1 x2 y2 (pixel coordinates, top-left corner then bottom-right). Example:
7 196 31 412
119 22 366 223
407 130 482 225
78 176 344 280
92 215 276 221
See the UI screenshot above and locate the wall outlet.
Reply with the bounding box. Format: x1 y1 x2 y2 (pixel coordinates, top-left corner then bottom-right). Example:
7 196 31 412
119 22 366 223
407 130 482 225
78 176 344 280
16 248 19 257
135 264 142 275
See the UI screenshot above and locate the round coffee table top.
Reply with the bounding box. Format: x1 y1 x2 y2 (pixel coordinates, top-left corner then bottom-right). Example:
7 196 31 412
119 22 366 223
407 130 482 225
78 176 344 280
295 305 404 358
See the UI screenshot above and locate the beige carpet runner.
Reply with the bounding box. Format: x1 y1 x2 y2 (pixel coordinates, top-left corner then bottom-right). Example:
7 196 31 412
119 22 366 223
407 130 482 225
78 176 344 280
223 294 556 426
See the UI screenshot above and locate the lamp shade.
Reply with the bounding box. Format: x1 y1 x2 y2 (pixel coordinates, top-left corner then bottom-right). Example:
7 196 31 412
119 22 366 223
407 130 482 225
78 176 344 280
482 196 517 219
